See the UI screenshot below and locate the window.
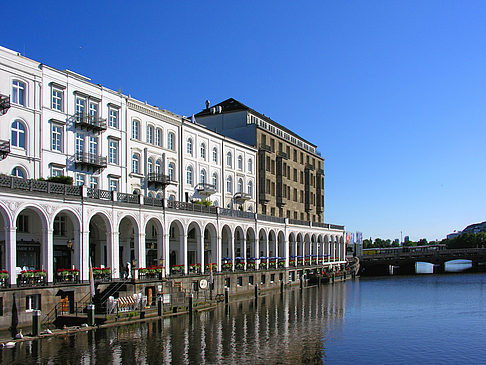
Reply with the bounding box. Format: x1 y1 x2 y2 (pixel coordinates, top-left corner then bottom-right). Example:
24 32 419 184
132 153 140 174
200 169 206 184
248 158 253 173
148 158 154 174
12 80 26 106
75 97 86 116
200 143 206 159
109 178 119 192
108 140 118 164
75 133 84 155
89 101 98 117
168 162 175 181
76 173 85 186
226 176 233 193
26 294 41 311
51 88 63 111
248 181 253 197
238 155 243 170
17 214 29 233
168 132 175 150
109 108 119 128
90 176 98 189
155 128 162 146
88 136 98 155
11 167 25 178
238 178 243 193
187 138 193 155
155 159 162 174
51 166 63 177
132 120 140 140
212 173 218 191
186 166 193 186
226 152 232 167
51 124 63 152
212 147 217 162
11 120 26 149
147 125 154 144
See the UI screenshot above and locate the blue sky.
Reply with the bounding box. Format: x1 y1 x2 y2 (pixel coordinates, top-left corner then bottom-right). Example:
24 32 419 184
3 1 486 241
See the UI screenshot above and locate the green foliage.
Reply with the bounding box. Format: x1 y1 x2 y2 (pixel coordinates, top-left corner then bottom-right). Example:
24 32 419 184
191 200 212 207
39 175 74 185
445 232 486 249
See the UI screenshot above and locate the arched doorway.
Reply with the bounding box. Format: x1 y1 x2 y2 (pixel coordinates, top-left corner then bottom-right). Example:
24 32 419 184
145 218 163 269
168 220 184 275
52 210 80 282
221 225 233 271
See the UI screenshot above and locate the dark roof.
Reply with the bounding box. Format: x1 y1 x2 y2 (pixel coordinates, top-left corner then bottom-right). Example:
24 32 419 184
195 98 318 149
463 221 486 232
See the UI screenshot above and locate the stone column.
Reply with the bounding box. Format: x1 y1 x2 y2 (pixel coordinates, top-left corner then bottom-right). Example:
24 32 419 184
200 232 205 274
43 228 54 283
284 236 290 268
216 234 222 273
6 227 16 286
111 231 120 279
182 233 188 275
137 232 146 269
81 229 90 281
242 237 247 270
255 238 260 270
164 231 170 277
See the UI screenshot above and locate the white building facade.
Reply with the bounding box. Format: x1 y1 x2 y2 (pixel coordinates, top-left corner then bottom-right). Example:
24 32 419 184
0 45 346 290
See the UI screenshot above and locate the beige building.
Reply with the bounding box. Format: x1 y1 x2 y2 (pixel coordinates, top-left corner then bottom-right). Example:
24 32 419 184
195 98 325 223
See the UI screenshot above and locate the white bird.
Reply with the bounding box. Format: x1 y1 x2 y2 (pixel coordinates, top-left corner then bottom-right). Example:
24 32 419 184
1 342 15 348
14 331 23 339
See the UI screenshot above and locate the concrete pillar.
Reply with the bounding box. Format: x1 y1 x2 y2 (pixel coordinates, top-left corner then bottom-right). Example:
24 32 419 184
242 237 247 270
200 232 205 274
6 227 16 286
230 232 235 272
164 231 170 276
216 234 222 273
284 236 290 268
43 228 54 283
81 230 90 281
138 232 146 269
182 233 188 275
111 231 120 279
255 238 260 270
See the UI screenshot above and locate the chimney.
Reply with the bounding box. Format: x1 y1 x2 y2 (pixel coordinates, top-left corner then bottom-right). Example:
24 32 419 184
205 100 210 109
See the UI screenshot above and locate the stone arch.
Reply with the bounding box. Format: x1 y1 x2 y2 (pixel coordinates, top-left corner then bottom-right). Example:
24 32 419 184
15 205 50 281
311 234 318 265
0 204 13 284
88 212 112 275
277 230 286 267
203 222 218 273
258 228 268 268
187 221 202 273
118 214 141 274
296 232 304 265
304 233 311 265
246 227 256 261
145 217 164 269
52 208 82 281
234 226 245 269
221 224 233 271
168 219 185 274
288 232 297 266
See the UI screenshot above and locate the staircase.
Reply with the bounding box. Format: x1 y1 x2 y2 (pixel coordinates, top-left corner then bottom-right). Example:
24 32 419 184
93 279 130 314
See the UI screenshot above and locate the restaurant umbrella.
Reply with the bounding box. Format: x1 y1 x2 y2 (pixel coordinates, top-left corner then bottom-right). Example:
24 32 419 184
10 293 18 338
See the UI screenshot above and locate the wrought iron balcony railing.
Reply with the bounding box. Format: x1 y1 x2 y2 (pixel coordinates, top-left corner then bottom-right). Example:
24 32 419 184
73 152 107 171
147 173 170 188
234 192 251 203
71 113 107 132
0 140 10 160
259 144 272 153
195 183 217 196
0 95 10 116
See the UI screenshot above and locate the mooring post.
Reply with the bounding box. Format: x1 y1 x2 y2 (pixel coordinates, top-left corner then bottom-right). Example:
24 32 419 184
158 296 163 317
32 310 41 336
280 281 284 293
188 293 194 314
87 304 95 326
254 283 258 299
225 287 229 304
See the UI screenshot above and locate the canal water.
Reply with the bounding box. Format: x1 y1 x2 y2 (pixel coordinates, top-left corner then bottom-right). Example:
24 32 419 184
2 273 486 364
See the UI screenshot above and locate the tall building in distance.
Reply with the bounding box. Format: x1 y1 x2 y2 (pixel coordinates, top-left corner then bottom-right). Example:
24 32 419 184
195 98 325 223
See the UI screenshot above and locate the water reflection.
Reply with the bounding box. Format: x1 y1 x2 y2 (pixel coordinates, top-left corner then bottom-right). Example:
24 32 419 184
1 283 347 364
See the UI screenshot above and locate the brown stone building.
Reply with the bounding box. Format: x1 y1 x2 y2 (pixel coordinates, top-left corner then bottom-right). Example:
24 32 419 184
195 98 325 223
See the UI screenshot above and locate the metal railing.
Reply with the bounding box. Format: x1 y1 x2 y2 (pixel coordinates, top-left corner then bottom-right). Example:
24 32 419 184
147 173 170 185
195 183 217 195
74 152 108 169
71 112 107 132
0 174 345 231
0 95 10 116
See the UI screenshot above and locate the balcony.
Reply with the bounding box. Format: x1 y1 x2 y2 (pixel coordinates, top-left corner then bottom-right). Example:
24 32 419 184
277 151 288 160
71 113 107 133
305 163 315 171
259 192 270 203
73 152 107 172
147 173 170 189
259 144 272 153
0 140 10 160
0 95 10 116
276 195 286 206
316 168 324 176
234 192 251 204
196 183 217 196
